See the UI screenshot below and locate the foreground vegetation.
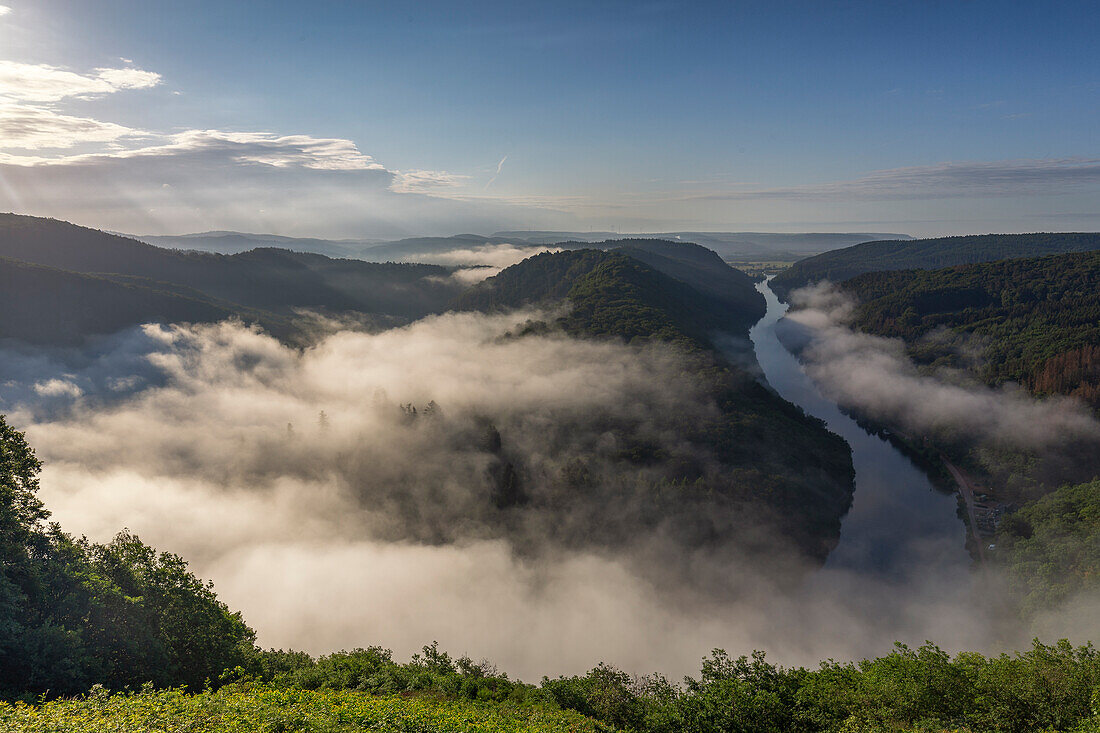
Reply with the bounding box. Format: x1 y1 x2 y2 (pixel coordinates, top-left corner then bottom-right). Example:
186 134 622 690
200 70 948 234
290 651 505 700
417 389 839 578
0 684 599 733
239 641 1100 733
0 416 254 698
5 640 1100 732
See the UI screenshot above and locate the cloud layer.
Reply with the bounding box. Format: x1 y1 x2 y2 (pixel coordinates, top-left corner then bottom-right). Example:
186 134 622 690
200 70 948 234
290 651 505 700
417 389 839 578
683 158 1100 203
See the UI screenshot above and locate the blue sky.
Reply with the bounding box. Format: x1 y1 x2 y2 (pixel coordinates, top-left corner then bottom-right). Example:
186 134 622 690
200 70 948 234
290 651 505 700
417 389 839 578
0 0 1097 237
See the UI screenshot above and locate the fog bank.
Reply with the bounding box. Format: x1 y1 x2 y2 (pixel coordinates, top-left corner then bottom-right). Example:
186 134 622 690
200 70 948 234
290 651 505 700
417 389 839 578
0 311 1092 679
785 283 1100 451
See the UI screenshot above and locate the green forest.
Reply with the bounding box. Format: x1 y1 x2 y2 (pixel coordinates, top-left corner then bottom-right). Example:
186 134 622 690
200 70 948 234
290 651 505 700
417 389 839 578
997 479 1100 618
843 250 1100 409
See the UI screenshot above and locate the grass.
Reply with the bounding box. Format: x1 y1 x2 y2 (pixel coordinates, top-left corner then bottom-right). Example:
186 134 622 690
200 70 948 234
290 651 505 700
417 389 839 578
0 684 604 733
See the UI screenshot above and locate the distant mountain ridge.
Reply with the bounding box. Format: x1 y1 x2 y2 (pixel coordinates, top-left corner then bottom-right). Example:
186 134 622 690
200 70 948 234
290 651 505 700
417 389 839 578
771 232 1100 299
132 229 912 264
0 214 466 344
492 230 912 259
135 231 381 259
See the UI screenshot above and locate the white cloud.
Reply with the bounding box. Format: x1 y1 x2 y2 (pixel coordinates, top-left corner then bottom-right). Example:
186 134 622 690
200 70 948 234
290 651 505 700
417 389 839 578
485 154 508 189
33 378 83 398
92 67 162 93
0 56 565 235
0 129 385 170
0 102 143 149
0 6 10 17
0 61 161 102
117 130 385 171
390 168 471 193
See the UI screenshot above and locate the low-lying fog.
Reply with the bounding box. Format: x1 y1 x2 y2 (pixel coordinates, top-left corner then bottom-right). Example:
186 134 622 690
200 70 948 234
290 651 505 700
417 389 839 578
0 303 1095 680
404 243 564 283
784 283 1100 451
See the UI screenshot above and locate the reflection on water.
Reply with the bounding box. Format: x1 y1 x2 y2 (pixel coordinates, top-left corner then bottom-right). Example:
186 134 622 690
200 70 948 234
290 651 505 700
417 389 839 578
749 279 969 579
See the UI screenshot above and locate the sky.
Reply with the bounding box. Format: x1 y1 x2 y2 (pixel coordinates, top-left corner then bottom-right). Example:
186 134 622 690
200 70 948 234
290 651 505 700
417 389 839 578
0 0 1098 238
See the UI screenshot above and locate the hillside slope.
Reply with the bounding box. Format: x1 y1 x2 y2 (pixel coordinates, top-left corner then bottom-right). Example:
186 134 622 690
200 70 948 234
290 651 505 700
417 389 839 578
771 232 1100 299
834 252 1100 603
0 257 281 345
843 250 1100 408
0 214 463 318
0 214 466 343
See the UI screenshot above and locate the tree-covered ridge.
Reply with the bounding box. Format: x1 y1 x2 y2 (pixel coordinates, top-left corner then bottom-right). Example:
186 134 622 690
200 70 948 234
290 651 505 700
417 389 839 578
842 250 1100 408
770 232 1100 300
580 239 765 336
452 249 613 313
456 248 854 562
0 214 466 344
454 246 763 349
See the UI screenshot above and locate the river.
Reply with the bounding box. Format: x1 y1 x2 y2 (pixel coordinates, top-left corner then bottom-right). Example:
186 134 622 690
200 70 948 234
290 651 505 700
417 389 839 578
749 279 971 580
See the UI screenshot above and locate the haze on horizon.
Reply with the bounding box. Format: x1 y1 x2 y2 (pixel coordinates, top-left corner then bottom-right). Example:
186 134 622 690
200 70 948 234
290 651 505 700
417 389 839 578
0 0 1098 240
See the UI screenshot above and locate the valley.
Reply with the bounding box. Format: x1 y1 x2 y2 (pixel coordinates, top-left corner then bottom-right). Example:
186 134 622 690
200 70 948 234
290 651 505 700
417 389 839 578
0 218 1098 730
3 3 1099 728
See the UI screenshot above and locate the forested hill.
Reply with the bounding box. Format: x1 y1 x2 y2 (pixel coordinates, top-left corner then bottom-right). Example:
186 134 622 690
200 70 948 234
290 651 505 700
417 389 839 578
771 232 1100 299
578 239 765 328
0 214 466 343
455 240 765 342
842 250 1100 409
456 248 855 562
